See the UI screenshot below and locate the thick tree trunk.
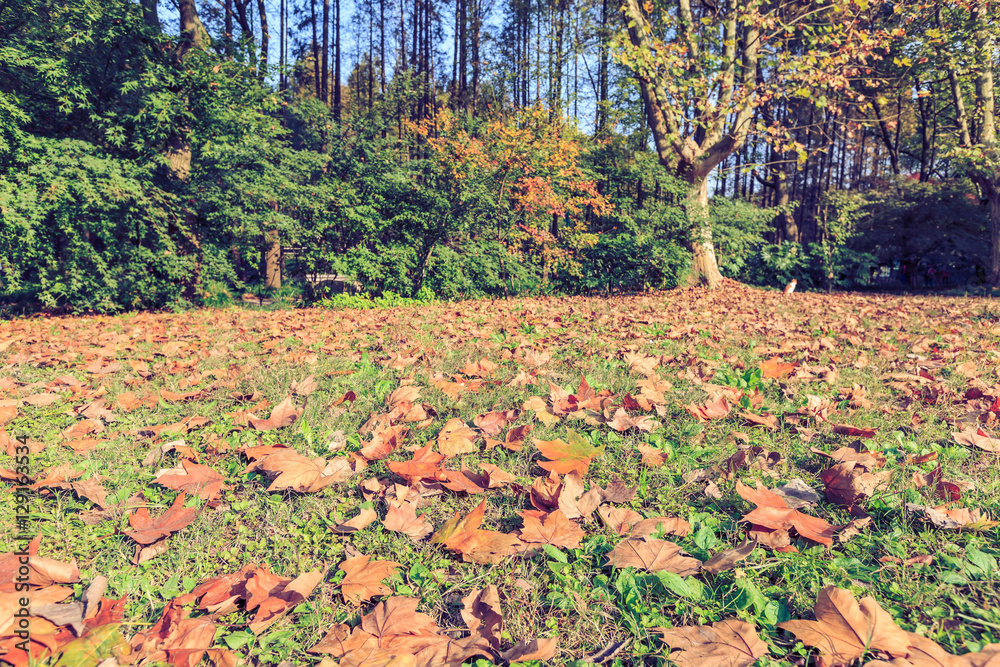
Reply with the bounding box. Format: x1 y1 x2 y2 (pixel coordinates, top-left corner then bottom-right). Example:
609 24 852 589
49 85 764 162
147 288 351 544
981 178 1000 287
686 177 723 289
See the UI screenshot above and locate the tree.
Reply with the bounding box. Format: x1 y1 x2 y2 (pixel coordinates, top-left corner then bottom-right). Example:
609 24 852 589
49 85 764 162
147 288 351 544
615 0 760 287
614 0 889 287
935 2 999 285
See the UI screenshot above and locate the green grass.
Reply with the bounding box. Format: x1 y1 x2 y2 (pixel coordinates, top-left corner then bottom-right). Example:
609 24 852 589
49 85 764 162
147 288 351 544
2 285 1000 665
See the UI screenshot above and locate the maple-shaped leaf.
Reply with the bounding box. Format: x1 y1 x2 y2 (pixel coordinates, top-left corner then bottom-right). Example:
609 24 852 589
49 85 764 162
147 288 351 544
249 395 302 430
598 505 690 539
246 565 328 633
777 586 912 666
461 585 503 650
124 491 200 545
432 498 487 545
624 351 659 376
242 448 349 493
820 461 891 508
760 356 796 379
437 418 479 457
438 467 490 494
516 509 585 550
359 425 408 461
432 499 522 564
291 374 318 396
655 619 768 667
740 411 779 430
339 555 400 605
127 599 240 667
606 407 660 433
637 443 669 467
461 357 497 377
535 430 604 475
474 409 520 437
387 442 446 484
485 423 534 452
382 503 433 541
953 429 1000 453
684 396 731 422
360 596 440 639
387 385 422 408
154 460 227 501
736 481 835 547
606 537 701 575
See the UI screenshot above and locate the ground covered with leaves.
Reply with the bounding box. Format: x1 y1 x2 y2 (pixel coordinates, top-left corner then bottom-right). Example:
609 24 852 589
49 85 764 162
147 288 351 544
3 281 1000 667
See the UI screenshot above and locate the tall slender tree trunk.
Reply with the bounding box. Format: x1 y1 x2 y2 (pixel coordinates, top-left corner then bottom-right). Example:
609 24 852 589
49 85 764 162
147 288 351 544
334 0 342 120
322 0 330 103
257 0 268 77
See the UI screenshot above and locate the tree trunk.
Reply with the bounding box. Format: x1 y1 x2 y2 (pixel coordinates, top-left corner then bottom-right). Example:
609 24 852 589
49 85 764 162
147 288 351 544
990 191 1000 288
263 229 282 289
141 0 159 30
257 0 268 76
686 177 723 288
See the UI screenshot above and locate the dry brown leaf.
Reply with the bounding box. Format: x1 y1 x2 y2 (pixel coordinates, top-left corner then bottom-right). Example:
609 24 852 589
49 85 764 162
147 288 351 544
339 556 400 605
606 537 701 575
461 585 503 650
655 619 768 667
778 586 912 666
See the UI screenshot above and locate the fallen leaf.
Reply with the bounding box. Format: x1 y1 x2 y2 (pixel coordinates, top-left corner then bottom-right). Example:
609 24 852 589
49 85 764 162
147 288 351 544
249 395 302 430
702 540 757 575
124 492 200 545
461 585 503 650
655 619 768 667
535 430 604 475
339 556 400 605
606 537 701 575
516 510 585 550
778 586 912 666
736 480 835 547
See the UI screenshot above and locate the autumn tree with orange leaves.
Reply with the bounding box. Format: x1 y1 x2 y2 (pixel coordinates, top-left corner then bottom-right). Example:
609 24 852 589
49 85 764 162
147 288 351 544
410 105 611 285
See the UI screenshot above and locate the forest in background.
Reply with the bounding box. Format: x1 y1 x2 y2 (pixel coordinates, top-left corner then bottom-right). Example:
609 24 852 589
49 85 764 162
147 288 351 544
0 0 997 312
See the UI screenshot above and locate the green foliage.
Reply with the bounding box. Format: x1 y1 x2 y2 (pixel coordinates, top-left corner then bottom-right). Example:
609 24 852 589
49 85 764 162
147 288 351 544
839 179 988 280
0 136 194 312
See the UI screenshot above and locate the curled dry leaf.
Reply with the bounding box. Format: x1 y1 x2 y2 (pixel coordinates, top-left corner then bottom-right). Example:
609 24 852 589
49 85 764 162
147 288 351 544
124 491 200 546
905 503 1000 531
248 395 302 430
500 637 558 663
461 584 503 650
702 540 757 575
952 429 1000 453
655 619 768 667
